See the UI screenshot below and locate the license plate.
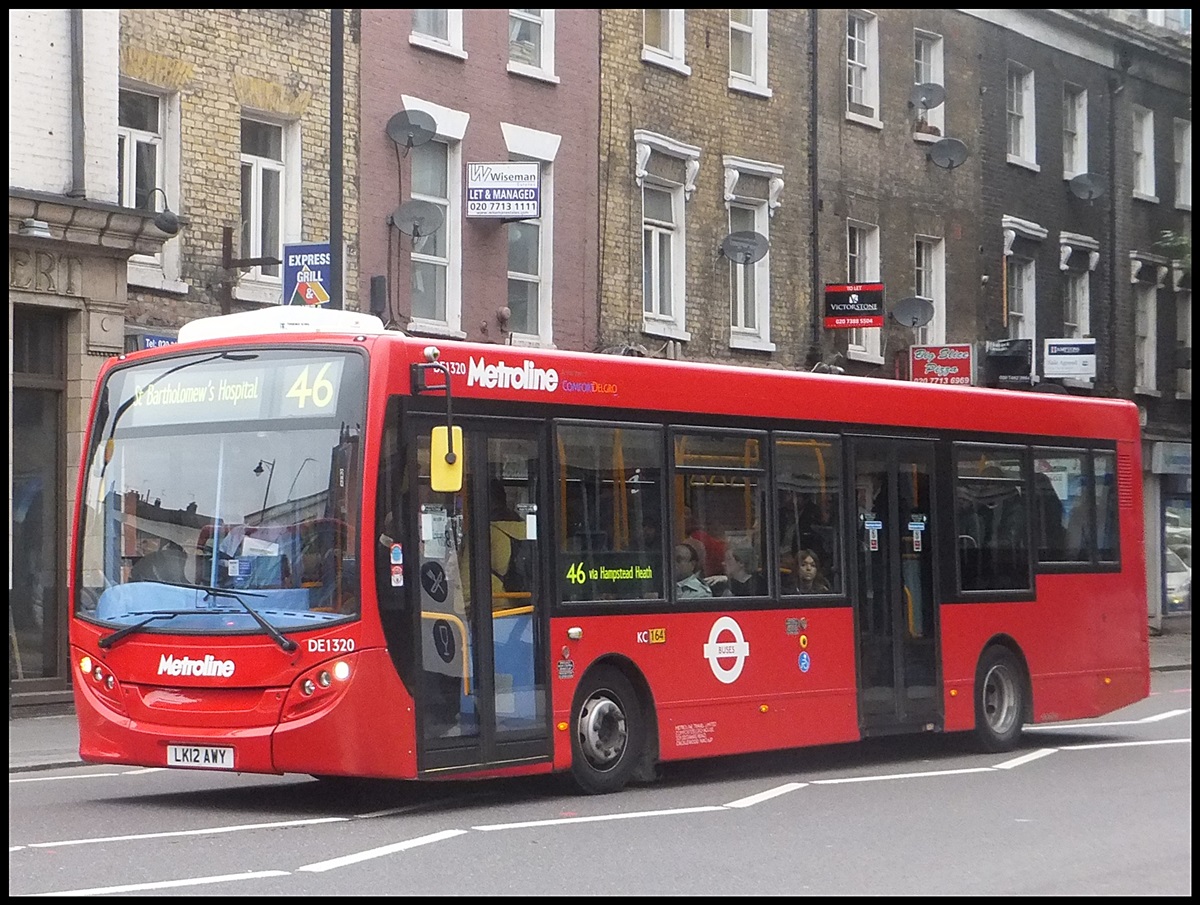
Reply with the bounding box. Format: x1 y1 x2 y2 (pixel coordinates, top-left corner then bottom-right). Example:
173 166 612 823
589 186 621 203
166 744 235 770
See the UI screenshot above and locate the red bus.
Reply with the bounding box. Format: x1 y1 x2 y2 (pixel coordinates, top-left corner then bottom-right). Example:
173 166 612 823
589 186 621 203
70 306 1149 793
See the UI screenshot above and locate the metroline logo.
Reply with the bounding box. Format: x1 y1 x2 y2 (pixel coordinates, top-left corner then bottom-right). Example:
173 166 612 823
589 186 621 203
467 356 559 392
157 653 236 678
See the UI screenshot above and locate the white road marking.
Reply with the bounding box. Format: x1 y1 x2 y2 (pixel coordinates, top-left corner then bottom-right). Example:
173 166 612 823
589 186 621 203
472 805 725 831
1059 737 1190 751
812 767 994 785
994 748 1058 769
27 817 348 848
724 782 807 808
1027 708 1190 731
297 829 468 872
29 870 290 897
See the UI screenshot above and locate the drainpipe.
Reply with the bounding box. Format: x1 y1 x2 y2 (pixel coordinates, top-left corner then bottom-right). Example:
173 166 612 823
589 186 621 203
807 10 822 366
330 9 344 309
69 9 86 198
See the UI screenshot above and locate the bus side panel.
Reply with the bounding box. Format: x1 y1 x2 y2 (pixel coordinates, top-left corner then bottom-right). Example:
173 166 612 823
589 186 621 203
272 647 417 779
550 607 861 769
940 578 1149 734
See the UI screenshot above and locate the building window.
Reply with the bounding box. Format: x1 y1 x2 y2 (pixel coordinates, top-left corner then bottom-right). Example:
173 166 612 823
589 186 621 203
913 30 944 137
728 202 774 343
1063 85 1088 178
913 236 944 346
1135 280 1158 391
508 8 556 80
1006 62 1037 168
501 123 559 345
1177 289 1192 396
846 11 879 125
643 185 679 321
240 118 285 283
411 9 465 57
119 87 185 293
636 130 699 340
847 222 881 361
643 9 689 75
1006 256 1035 343
411 140 452 324
728 9 770 97
507 218 541 336
1133 106 1157 200
1174 118 1192 209
1142 8 1192 33
1064 271 1089 340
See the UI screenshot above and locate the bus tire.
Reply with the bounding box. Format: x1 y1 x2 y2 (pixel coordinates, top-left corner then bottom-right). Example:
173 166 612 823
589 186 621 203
570 666 644 795
973 645 1025 752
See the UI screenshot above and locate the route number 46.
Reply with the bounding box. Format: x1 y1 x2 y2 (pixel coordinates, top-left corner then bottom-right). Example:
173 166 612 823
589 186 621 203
286 363 335 409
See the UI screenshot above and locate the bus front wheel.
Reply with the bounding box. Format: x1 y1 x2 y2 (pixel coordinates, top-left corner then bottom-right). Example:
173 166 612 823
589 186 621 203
570 666 644 795
973 645 1026 752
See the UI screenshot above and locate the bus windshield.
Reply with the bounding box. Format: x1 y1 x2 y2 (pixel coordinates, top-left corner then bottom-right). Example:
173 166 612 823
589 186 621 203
75 348 367 637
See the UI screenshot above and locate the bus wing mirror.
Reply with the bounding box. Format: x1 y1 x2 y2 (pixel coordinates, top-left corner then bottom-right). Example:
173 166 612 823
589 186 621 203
430 426 463 493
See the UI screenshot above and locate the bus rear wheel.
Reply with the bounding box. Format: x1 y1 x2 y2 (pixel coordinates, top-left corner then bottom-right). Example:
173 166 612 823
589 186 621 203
570 666 644 795
974 645 1026 752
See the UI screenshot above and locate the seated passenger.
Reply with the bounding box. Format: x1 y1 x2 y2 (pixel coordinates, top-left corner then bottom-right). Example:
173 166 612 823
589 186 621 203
795 548 832 594
706 545 766 596
674 541 712 599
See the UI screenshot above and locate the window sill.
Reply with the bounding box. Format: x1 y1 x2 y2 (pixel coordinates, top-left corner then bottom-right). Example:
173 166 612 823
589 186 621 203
1134 386 1162 398
912 130 942 144
406 319 467 340
1175 201 1192 212
128 261 189 295
233 280 283 305
1062 377 1096 391
727 77 772 99
507 62 560 84
729 332 776 353
847 348 884 366
1133 191 1160 204
1174 390 1192 401
1006 154 1041 173
409 34 467 60
642 317 691 343
845 111 882 130
507 333 555 349
640 48 691 77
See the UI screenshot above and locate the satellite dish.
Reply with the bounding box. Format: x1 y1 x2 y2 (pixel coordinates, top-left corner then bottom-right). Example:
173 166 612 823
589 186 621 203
890 296 935 328
390 200 444 238
1068 173 1106 201
719 230 769 265
928 137 968 170
909 82 946 110
386 110 437 152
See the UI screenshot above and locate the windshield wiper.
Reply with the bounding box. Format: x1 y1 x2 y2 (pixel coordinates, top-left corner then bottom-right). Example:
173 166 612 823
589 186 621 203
97 607 244 649
198 585 298 653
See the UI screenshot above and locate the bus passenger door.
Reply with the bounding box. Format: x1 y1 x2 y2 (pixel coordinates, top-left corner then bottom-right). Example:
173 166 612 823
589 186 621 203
414 420 550 774
850 437 940 736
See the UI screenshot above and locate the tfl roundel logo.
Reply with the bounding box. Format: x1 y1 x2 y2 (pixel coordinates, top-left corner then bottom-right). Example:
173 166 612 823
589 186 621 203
702 616 750 684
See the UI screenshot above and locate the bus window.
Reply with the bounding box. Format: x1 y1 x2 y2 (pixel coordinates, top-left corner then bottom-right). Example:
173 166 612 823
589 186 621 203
954 446 1031 592
1032 448 1086 563
775 434 843 596
673 431 767 600
556 423 665 601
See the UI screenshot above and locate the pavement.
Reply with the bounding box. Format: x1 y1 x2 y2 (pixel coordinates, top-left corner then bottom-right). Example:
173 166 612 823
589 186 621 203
9 615 1190 773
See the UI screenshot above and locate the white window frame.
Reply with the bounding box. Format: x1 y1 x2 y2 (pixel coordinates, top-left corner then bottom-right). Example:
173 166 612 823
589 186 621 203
119 84 187 295
508 8 558 84
501 122 561 347
1174 118 1192 210
411 9 466 59
912 30 944 140
723 155 781 352
1001 217 1046 371
1006 62 1038 171
642 9 689 76
1176 285 1192 398
1059 231 1099 388
402 94 469 338
728 9 770 98
235 114 301 305
1062 84 1088 179
1134 280 1158 392
846 221 881 362
846 11 880 128
1133 105 1157 202
636 130 699 341
913 235 945 346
